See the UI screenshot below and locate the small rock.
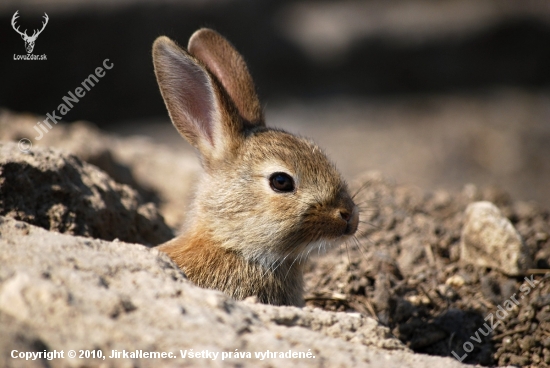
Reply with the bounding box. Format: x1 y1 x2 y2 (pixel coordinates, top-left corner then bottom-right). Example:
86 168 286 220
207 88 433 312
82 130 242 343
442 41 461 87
406 294 431 306
520 306 536 322
536 306 550 322
436 284 458 300
535 232 549 242
460 201 532 276
508 354 530 366
445 275 465 288
519 335 535 351
396 235 425 276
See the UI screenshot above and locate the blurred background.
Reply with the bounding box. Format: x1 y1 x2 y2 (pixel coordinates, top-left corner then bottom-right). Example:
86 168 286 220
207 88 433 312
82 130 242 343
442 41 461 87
1 0 550 207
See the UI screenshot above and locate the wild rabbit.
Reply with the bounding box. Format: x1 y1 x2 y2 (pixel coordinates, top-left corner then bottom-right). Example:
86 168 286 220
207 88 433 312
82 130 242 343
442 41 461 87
153 29 358 306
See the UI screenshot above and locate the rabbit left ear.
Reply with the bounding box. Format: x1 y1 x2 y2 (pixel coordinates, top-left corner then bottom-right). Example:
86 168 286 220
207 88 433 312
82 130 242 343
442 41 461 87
152 36 245 165
188 28 264 126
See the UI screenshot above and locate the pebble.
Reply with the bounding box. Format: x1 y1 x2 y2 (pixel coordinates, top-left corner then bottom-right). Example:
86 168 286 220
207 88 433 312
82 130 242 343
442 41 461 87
508 354 530 366
503 336 514 347
445 275 465 288
519 335 535 351
436 284 457 300
520 306 536 322
460 201 533 276
406 294 430 306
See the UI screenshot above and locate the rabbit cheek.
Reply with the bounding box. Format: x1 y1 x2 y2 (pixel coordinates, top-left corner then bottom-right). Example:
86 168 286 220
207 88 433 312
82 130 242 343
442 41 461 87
266 194 300 226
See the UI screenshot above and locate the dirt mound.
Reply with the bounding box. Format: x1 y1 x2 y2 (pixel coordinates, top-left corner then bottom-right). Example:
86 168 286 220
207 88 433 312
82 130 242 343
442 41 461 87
305 172 550 366
0 109 199 229
0 215 475 368
0 142 173 245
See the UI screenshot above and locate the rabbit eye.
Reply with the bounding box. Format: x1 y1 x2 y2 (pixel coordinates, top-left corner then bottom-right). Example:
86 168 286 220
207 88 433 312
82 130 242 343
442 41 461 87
269 172 295 193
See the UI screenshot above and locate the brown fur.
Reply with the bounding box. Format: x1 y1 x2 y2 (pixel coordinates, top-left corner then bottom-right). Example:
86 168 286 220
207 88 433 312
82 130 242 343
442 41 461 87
188 29 263 125
152 29 358 306
159 229 304 306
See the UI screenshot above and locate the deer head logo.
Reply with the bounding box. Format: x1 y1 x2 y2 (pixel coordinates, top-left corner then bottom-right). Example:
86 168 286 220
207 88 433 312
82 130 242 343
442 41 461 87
11 11 49 54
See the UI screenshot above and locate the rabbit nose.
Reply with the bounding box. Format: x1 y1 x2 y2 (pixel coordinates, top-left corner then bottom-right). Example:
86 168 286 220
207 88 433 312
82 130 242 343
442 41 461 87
340 211 351 222
341 208 359 235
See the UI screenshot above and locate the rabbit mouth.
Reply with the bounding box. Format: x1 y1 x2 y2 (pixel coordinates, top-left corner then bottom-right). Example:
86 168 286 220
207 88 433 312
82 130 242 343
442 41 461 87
296 219 358 254
245 223 357 271
296 233 353 260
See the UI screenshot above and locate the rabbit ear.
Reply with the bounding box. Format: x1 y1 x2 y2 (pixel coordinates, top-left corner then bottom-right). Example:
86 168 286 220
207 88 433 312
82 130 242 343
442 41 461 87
188 28 264 126
153 36 243 163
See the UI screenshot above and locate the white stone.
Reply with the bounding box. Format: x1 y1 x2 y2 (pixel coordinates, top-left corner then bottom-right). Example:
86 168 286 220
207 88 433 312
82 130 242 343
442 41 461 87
460 201 532 276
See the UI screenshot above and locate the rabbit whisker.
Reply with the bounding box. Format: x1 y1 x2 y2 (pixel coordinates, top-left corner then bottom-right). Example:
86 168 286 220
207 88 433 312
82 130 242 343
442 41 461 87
351 181 373 200
266 248 294 277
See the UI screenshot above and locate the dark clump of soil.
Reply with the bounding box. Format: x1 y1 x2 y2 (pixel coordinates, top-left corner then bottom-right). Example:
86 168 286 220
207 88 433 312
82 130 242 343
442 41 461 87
0 144 174 246
304 172 550 367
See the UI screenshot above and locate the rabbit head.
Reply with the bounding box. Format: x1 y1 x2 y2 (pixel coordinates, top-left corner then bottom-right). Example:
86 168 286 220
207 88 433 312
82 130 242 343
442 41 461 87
153 29 358 304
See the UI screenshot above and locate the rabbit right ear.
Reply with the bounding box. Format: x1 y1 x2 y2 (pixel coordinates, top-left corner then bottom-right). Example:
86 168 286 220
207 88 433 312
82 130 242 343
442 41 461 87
153 36 242 163
188 28 264 125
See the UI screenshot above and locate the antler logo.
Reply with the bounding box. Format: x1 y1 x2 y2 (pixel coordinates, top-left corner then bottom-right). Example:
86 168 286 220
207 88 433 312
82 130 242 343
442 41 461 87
11 10 49 54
